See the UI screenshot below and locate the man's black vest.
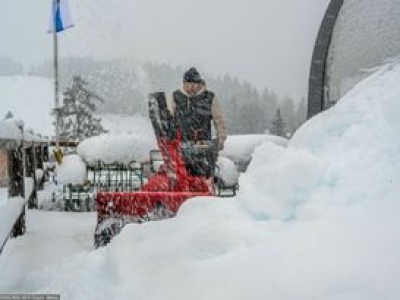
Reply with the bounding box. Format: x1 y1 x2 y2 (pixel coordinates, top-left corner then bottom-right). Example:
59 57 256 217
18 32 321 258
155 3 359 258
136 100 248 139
172 90 215 141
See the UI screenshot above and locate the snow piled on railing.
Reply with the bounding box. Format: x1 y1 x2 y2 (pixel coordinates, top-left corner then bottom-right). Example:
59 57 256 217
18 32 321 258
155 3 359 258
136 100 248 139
77 132 157 165
0 188 25 251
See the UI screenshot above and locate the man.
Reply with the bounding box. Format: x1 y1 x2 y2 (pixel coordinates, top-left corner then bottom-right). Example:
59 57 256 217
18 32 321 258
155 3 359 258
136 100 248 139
167 67 227 181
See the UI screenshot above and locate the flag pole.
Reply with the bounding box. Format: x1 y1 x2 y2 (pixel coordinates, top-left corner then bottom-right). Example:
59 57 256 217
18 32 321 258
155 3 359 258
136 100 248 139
53 30 60 150
50 0 73 157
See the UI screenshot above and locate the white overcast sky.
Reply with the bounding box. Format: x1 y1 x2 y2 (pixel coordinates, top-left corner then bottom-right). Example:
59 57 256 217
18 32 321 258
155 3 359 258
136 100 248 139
0 0 330 100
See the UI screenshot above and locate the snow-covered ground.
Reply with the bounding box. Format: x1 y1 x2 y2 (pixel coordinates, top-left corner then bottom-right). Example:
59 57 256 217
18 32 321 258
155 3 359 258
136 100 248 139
0 210 95 291
1 61 400 299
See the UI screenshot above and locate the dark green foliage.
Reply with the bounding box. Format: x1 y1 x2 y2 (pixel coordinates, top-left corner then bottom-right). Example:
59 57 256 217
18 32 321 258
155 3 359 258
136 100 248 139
59 76 107 141
270 108 286 137
31 57 306 136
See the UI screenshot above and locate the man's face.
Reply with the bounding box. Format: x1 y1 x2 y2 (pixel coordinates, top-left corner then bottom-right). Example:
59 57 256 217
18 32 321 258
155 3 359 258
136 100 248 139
193 82 202 94
183 82 197 95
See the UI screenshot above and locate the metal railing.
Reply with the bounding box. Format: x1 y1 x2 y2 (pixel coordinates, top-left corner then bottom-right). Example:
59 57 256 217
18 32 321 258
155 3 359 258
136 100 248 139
63 161 146 211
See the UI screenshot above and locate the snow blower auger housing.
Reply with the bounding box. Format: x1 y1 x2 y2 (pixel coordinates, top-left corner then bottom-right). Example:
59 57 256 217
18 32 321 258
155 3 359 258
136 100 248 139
94 92 215 248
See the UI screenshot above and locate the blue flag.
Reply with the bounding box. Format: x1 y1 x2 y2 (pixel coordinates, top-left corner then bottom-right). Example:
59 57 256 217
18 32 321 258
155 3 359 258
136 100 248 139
48 0 74 33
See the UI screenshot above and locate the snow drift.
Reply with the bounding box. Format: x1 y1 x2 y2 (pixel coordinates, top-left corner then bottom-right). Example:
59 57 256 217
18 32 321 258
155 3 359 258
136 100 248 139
1 62 400 299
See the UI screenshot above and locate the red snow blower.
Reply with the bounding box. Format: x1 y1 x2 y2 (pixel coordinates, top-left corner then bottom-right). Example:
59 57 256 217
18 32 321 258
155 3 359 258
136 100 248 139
94 92 215 248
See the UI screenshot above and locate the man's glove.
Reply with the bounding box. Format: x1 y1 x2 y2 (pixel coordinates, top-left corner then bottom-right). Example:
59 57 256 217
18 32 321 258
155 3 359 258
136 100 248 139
168 171 177 187
217 139 225 151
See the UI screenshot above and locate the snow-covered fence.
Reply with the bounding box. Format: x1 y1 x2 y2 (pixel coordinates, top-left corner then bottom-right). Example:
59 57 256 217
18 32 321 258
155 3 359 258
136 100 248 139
0 143 25 254
0 142 50 254
24 142 51 208
0 120 51 254
56 153 146 211
88 161 145 192
35 144 50 190
52 133 288 213
60 160 146 212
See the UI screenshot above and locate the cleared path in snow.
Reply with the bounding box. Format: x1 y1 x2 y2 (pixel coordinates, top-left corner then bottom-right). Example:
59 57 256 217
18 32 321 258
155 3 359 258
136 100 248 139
0 210 96 291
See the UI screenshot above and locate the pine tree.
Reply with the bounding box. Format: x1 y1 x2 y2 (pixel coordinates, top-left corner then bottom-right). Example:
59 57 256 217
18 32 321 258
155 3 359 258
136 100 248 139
295 97 307 129
261 88 279 130
270 108 285 137
281 96 296 135
59 76 107 141
4 111 14 120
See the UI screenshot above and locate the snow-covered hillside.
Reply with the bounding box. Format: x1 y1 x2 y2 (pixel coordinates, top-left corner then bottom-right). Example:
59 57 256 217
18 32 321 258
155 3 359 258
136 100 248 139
0 79 150 139
0 76 54 136
1 62 400 299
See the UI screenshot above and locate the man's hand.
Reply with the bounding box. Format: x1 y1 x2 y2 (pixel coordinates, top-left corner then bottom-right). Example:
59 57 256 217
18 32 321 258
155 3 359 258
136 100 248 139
218 139 225 151
168 171 177 187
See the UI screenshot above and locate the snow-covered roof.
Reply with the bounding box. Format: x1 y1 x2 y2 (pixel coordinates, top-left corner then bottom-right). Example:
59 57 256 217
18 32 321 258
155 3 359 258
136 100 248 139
0 119 50 144
0 120 22 141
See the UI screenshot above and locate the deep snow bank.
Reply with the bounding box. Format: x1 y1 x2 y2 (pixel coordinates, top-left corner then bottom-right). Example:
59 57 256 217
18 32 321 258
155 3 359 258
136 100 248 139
1 63 400 299
239 62 400 220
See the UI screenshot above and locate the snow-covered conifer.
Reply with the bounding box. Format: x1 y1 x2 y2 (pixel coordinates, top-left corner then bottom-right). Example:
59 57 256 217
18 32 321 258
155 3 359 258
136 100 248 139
59 76 107 141
270 108 285 137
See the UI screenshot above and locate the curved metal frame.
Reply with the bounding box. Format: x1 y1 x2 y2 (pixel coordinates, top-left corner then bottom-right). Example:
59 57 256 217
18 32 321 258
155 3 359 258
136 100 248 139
307 0 344 119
